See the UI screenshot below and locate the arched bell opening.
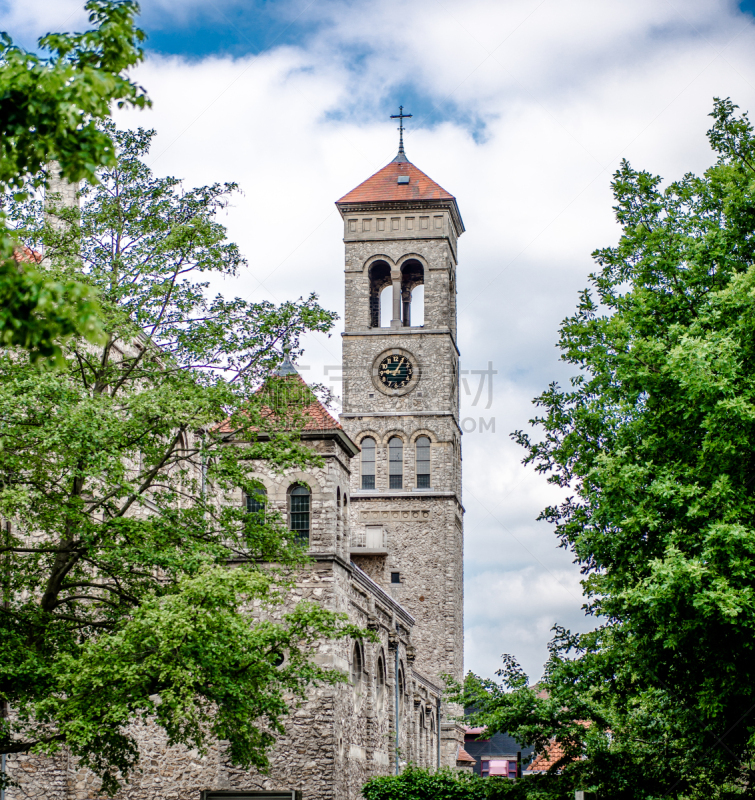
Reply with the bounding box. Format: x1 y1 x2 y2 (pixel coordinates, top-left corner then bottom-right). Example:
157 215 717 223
401 260 424 327
368 261 392 328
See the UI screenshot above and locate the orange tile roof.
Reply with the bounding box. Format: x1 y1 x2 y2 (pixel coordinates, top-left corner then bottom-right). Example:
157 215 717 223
276 374 342 431
216 373 342 434
13 246 42 264
456 746 477 765
336 158 455 204
526 722 589 773
526 740 566 773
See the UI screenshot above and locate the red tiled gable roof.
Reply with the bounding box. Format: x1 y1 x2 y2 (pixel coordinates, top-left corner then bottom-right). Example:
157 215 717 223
216 373 342 434
13 246 42 264
272 373 342 431
336 159 455 205
526 722 589 773
526 740 566 773
456 746 477 765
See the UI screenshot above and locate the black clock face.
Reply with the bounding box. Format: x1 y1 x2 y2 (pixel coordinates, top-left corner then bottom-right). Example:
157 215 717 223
378 354 414 389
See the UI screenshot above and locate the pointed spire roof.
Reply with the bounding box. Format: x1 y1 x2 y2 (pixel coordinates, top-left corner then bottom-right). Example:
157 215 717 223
336 157 456 205
275 346 298 376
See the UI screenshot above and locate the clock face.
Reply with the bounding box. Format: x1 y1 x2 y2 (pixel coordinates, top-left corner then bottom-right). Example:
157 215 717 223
378 353 414 389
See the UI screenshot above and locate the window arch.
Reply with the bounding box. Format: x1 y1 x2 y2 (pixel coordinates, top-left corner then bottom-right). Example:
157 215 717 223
289 484 310 545
401 259 424 328
416 436 431 488
389 437 403 489
398 664 406 725
361 437 376 490
351 642 364 696
245 483 267 517
375 654 386 714
368 260 392 328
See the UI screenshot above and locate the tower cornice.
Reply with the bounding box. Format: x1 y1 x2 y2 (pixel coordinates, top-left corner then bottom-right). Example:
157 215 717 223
336 198 464 238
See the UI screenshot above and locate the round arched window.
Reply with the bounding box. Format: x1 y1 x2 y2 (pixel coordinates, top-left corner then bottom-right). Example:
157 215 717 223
351 643 364 696
375 655 386 714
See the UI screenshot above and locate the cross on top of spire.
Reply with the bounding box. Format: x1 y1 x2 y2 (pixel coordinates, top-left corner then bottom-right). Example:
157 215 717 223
390 105 412 162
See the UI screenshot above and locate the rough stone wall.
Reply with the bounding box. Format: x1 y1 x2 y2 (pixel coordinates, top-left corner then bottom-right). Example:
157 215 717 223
349 496 463 690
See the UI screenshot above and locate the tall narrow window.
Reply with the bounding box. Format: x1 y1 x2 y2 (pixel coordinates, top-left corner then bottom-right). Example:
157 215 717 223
351 642 364 695
289 484 310 545
375 655 386 714
389 437 403 489
416 436 431 488
245 485 267 517
361 437 376 490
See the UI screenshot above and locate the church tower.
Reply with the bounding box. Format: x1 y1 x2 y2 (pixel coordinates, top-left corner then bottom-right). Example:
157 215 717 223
336 123 465 701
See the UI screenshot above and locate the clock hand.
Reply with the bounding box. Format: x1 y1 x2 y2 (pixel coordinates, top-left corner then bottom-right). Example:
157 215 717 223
391 357 406 376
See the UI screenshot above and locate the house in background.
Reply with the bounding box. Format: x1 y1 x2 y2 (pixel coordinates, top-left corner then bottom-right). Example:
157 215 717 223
462 726 535 779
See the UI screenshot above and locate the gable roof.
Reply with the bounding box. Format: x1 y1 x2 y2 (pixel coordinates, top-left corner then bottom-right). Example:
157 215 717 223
336 158 456 205
274 373 342 432
456 746 477 765
525 740 566 773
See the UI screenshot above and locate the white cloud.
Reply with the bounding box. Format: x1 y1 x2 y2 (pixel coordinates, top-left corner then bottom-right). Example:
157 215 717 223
6 0 755 681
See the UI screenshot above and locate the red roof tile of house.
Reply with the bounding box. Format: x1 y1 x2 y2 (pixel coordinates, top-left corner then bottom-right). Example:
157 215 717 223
216 373 342 434
526 740 566 773
336 158 455 205
13 246 42 264
278 374 342 431
526 722 589 773
456 746 477 765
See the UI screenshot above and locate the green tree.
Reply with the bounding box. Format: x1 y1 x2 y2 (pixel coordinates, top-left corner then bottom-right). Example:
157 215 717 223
0 125 364 795
0 0 149 362
452 99 755 799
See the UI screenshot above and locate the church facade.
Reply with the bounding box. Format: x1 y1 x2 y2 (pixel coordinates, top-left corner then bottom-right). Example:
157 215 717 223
6 142 467 800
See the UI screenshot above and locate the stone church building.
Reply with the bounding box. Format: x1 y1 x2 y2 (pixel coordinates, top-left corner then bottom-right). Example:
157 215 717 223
7 137 468 800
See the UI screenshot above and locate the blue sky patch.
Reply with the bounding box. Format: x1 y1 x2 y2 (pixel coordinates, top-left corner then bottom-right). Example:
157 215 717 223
141 0 316 60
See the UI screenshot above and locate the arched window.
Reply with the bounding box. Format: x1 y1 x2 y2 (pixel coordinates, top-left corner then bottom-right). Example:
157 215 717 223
389 437 403 489
375 655 386 714
361 437 376 490
289 484 310 545
398 665 405 725
401 260 424 328
245 484 267 517
351 642 364 696
416 436 431 488
369 261 392 328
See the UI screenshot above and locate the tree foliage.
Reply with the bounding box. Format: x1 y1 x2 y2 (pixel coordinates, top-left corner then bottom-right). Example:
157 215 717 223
451 99 755 799
0 125 362 795
0 0 149 362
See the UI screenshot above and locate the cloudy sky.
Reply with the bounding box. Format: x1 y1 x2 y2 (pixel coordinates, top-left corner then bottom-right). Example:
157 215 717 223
5 0 755 682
